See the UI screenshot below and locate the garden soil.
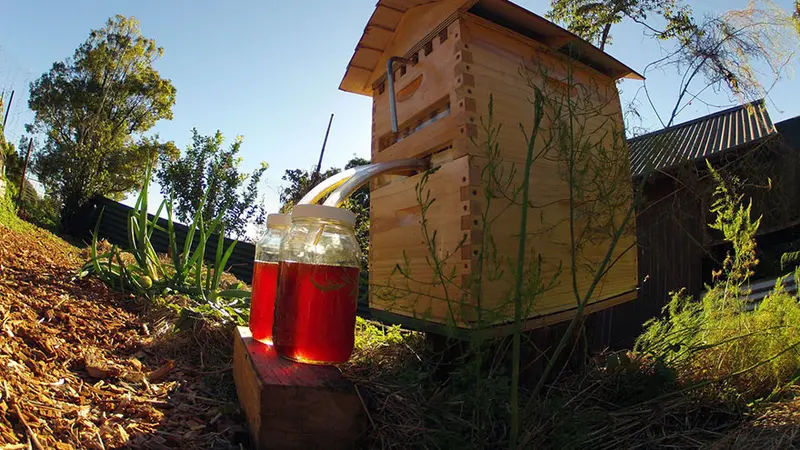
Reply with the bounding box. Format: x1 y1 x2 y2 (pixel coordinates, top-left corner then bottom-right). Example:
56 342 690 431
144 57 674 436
0 221 250 449
4 214 800 449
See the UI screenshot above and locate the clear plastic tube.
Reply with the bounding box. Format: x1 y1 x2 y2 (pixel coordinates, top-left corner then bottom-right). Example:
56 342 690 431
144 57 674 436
297 168 361 205
323 159 429 207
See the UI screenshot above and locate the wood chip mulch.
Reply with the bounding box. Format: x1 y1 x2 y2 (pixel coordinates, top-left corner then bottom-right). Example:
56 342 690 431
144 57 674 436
0 222 251 449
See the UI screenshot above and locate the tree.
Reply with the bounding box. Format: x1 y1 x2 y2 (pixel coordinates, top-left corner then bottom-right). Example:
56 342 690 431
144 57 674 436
547 0 697 50
27 15 177 231
279 156 370 268
278 166 341 213
549 0 798 128
3 139 38 202
794 0 800 34
642 1 799 127
1 135 17 178
156 128 268 241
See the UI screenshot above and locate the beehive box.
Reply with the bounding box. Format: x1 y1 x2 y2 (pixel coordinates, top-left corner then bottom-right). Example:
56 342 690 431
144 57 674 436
340 0 642 332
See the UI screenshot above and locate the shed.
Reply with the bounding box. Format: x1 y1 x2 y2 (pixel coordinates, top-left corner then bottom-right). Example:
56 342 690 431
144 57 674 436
339 0 642 335
619 101 800 345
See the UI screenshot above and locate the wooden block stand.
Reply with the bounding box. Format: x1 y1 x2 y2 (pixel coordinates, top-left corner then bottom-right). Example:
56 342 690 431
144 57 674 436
232 327 366 450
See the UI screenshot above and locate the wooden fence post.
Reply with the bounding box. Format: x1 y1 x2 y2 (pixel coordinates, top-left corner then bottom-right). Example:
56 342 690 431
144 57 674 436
17 138 33 202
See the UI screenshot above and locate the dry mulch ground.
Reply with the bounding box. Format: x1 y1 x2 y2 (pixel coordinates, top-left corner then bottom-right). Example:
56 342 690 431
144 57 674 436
4 211 800 450
0 220 250 449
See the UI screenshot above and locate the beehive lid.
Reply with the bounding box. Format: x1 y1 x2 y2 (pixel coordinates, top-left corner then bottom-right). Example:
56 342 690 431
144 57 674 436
339 0 644 97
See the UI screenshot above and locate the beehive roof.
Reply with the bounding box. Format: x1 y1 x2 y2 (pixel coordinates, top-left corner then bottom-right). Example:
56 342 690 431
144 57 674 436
339 0 643 96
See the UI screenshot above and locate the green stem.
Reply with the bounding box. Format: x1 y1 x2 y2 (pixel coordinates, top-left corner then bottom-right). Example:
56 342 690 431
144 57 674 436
566 67 581 308
519 174 646 447
510 88 544 450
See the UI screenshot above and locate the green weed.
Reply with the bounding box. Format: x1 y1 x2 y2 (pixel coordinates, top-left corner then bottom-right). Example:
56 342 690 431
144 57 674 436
80 163 251 324
636 160 800 401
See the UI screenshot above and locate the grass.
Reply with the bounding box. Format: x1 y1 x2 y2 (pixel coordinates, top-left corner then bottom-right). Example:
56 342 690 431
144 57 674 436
1 175 60 239
1 178 27 230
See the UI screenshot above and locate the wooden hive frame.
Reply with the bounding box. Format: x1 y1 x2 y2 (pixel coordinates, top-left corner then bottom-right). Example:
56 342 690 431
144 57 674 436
340 0 642 334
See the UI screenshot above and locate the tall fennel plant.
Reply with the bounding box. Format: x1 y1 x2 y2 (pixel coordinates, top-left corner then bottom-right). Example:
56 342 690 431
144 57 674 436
519 60 645 443
635 161 800 400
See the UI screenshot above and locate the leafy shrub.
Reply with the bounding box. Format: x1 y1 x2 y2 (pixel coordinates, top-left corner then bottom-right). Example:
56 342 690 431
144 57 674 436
350 317 408 364
155 128 267 241
636 161 800 400
0 176 15 222
17 194 60 232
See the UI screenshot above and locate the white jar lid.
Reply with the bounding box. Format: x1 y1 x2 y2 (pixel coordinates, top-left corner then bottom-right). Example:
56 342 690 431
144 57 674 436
266 213 291 227
291 204 356 226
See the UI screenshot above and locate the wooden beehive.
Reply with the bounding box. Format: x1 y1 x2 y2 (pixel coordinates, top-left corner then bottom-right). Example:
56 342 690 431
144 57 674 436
340 0 643 333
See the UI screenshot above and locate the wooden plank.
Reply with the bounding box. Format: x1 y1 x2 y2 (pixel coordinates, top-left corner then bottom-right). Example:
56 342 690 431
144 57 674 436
232 327 366 450
360 26 396 51
372 22 462 140
466 153 637 320
372 109 470 163
369 156 476 325
461 70 626 166
371 3 406 29
473 289 638 338
366 0 468 87
459 13 618 86
368 152 637 328
370 289 638 338
463 38 617 97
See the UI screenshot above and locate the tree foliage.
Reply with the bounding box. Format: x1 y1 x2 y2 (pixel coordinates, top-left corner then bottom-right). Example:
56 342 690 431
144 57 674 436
27 15 177 230
279 156 370 268
3 137 39 195
3 138 20 183
548 0 798 127
795 0 800 34
278 166 341 213
156 128 268 241
547 0 697 50
648 1 800 127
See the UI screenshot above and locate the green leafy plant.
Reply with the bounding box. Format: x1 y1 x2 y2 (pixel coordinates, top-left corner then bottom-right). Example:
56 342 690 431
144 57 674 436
156 128 268 241
635 161 800 401
81 163 251 323
17 194 60 232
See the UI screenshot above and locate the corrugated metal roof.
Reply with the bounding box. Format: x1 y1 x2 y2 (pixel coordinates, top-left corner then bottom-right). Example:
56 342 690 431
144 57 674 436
628 100 776 177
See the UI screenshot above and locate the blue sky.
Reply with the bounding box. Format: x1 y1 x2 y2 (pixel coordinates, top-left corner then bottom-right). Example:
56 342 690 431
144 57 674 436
2 0 799 238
